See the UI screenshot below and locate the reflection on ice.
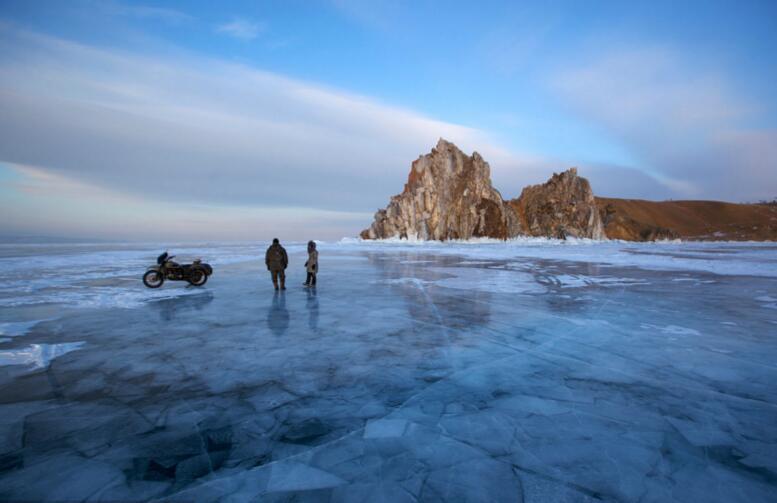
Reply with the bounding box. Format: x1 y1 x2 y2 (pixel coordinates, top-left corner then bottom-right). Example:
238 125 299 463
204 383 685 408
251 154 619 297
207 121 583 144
150 291 214 321
267 292 290 336
305 288 319 330
433 267 545 294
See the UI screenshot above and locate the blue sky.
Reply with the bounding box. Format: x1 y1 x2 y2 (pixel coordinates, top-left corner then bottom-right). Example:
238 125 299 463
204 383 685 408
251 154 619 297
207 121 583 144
1 0 775 240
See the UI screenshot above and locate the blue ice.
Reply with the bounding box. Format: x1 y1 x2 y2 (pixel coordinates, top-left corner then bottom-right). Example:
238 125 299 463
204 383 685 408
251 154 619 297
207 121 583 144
0 239 775 501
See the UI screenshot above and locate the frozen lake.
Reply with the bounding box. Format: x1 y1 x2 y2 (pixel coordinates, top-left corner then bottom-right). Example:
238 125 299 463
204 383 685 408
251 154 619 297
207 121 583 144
0 239 776 502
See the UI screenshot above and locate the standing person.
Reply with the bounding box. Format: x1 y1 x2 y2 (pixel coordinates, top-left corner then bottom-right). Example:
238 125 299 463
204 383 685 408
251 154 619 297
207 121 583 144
265 238 288 291
303 240 318 287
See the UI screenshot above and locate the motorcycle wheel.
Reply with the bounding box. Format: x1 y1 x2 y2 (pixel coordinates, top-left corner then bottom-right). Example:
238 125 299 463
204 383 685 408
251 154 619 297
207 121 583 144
143 270 164 288
188 269 208 286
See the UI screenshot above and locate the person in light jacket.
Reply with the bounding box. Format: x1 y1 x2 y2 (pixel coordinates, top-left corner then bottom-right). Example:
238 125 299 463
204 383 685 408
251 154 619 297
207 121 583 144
303 240 318 287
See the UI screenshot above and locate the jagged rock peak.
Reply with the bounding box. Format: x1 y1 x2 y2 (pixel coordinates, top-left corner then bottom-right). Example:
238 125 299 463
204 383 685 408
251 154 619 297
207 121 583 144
404 139 485 190
510 167 605 239
360 139 522 240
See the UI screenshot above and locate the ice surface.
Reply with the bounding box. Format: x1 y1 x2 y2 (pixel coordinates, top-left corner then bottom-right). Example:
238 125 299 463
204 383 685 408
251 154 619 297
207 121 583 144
363 418 409 439
0 240 776 501
431 267 546 294
0 320 44 337
338 237 777 277
267 461 347 492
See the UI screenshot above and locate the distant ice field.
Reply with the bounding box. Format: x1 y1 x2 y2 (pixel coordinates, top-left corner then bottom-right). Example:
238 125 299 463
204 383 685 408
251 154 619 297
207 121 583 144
339 237 777 278
1 238 775 310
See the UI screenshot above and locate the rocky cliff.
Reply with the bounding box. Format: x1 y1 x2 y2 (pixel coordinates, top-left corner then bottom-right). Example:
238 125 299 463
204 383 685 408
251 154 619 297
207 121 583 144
361 139 605 240
509 168 605 240
360 139 521 240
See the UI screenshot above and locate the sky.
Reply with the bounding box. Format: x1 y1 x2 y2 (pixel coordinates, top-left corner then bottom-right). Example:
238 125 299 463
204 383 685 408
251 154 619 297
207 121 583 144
0 0 776 241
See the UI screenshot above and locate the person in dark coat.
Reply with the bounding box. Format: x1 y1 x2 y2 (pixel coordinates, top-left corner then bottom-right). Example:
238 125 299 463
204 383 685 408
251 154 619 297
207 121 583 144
303 240 318 287
265 238 288 290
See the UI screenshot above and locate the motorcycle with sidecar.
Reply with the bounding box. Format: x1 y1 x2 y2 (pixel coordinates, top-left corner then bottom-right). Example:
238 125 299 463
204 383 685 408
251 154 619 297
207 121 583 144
143 251 212 288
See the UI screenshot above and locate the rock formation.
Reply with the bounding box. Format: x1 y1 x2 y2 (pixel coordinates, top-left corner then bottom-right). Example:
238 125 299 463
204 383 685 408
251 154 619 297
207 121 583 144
509 168 605 240
360 138 777 241
360 139 522 240
361 139 605 240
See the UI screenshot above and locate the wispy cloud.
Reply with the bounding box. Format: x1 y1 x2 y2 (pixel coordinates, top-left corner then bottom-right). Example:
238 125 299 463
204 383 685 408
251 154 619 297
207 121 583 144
0 28 534 230
552 47 777 202
216 18 265 41
1 164 369 240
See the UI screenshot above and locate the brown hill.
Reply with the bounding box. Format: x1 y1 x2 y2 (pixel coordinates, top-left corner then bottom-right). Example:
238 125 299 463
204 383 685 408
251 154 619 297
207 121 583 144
597 198 777 241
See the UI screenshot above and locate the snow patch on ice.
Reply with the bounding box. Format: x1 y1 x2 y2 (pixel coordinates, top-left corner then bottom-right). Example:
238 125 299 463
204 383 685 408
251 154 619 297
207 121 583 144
5 286 210 309
671 277 716 284
376 278 432 287
641 324 701 336
340 236 605 247
545 274 649 288
755 295 777 309
0 320 45 337
0 342 85 369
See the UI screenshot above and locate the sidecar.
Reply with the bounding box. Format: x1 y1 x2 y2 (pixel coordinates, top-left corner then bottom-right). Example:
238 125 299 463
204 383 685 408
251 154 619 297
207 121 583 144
192 259 213 276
